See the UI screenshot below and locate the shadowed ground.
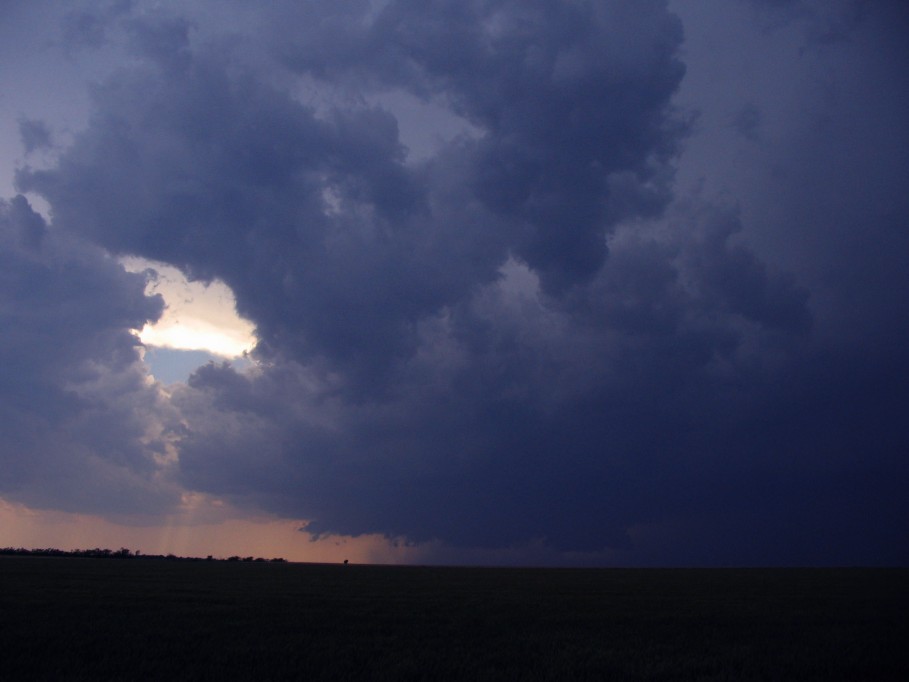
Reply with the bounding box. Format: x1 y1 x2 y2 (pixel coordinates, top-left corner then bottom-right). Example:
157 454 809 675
1 557 906 680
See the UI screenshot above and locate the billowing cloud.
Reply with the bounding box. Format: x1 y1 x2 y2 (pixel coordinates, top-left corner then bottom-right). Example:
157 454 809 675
3 0 908 564
274 0 687 292
0 195 178 516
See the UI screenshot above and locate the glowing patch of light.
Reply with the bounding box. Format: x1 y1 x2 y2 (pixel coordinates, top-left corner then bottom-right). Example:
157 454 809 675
138 319 252 357
121 256 256 358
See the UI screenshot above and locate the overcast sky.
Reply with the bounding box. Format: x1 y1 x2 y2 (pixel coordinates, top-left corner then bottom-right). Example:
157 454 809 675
1 0 907 566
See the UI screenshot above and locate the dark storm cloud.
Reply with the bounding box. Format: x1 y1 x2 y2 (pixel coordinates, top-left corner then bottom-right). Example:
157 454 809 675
9 0 909 563
19 0 688 384
730 102 761 142
18 118 53 154
18 62 456 385
0 196 178 515
171 197 823 554
275 0 687 293
744 0 870 41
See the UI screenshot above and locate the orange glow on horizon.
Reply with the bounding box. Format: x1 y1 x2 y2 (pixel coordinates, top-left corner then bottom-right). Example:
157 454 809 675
0 497 422 564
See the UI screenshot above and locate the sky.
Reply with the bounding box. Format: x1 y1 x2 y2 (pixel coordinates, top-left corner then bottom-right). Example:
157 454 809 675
1 0 907 566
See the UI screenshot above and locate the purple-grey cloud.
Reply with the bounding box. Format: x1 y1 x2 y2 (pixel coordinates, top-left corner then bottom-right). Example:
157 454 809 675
18 118 53 154
4 0 908 563
0 195 177 516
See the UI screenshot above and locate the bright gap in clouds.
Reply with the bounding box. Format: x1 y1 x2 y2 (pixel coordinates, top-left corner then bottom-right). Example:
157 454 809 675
121 256 256 383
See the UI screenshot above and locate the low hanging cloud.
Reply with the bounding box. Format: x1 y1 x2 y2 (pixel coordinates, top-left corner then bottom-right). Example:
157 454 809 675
171 196 819 554
6 0 909 563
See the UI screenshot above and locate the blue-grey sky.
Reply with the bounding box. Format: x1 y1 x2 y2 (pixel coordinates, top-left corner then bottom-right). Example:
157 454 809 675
1 0 907 565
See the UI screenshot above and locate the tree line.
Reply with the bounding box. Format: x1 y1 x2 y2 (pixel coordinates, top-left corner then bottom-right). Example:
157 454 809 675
0 546 287 562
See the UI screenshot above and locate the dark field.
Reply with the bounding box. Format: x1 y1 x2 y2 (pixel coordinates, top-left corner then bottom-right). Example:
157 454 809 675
1 558 906 680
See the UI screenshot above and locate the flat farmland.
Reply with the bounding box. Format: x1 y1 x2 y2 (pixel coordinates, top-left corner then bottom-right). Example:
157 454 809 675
1 557 906 680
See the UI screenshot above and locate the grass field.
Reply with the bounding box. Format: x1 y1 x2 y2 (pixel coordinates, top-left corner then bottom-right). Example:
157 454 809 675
1 557 906 680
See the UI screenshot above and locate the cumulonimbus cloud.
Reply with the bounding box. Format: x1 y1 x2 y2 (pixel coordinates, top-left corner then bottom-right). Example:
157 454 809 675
5 0 908 562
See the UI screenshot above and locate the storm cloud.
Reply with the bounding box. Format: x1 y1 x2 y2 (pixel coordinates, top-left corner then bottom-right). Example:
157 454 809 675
4 0 908 563
0 195 176 516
